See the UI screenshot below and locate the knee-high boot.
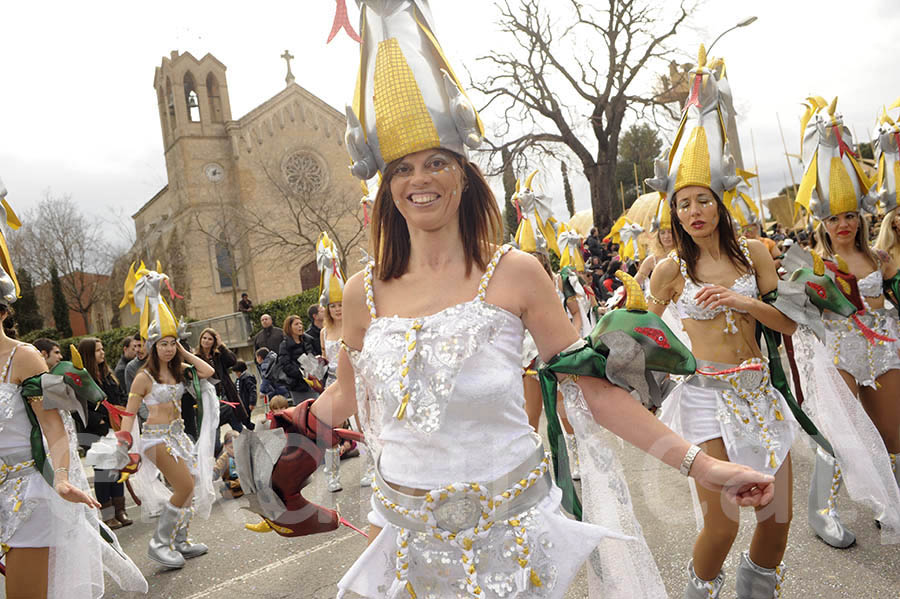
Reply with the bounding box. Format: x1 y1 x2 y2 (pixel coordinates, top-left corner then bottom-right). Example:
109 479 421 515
148 502 186 569
735 551 785 599
683 560 724 598
324 446 342 492
360 445 375 488
173 505 208 558
807 448 855 548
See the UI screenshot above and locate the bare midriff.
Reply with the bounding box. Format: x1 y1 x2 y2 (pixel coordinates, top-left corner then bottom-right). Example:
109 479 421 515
681 311 763 365
145 401 181 425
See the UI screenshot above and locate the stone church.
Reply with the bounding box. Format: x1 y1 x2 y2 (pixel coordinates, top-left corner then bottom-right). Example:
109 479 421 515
94 50 367 331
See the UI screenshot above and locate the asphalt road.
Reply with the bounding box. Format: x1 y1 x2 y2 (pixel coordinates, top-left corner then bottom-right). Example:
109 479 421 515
17 413 900 599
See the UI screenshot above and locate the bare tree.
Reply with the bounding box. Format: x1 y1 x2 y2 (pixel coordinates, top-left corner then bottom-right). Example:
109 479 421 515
242 160 366 274
192 184 254 312
9 191 114 331
471 0 692 231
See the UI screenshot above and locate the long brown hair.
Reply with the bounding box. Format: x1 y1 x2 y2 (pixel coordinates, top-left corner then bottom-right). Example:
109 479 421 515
815 212 879 269
371 152 502 280
669 190 752 283
78 337 112 383
195 327 221 361
142 340 184 385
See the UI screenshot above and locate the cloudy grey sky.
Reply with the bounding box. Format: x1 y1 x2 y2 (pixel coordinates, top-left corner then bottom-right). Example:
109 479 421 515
2 0 898 235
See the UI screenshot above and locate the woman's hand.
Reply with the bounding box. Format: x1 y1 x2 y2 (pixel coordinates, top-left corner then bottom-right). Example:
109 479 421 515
55 480 102 509
691 453 775 507
694 284 751 312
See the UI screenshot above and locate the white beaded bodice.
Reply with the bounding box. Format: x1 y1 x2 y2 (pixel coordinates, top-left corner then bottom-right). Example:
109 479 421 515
143 378 184 406
349 246 536 489
0 346 31 453
858 269 883 298
671 238 758 333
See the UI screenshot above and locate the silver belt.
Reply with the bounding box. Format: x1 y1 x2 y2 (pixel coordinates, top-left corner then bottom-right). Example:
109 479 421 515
143 418 185 435
0 450 36 485
685 359 770 392
373 434 551 534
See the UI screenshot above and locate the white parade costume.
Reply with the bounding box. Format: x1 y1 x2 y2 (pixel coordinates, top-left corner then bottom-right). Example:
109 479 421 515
340 247 636 599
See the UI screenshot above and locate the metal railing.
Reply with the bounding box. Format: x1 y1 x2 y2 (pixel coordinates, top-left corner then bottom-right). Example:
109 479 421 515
185 312 252 349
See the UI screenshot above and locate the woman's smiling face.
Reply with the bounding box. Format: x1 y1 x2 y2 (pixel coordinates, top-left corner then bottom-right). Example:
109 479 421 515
388 149 465 233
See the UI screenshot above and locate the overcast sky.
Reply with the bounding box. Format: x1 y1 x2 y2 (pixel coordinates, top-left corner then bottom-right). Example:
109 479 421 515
2 0 898 238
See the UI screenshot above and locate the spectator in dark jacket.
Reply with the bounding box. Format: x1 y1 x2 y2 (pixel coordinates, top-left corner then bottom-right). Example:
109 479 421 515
585 227 604 259
232 360 256 430
79 337 132 530
114 336 139 396
196 327 246 438
304 304 324 356
253 314 285 353
278 314 317 403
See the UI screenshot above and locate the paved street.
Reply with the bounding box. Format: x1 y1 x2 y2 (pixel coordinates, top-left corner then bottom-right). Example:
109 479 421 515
23 414 900 599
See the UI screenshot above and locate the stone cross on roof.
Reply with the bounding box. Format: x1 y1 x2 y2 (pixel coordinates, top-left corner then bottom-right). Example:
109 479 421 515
281 49 295 86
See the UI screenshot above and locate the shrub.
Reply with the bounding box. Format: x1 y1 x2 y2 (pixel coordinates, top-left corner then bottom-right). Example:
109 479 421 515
57 325 140 370
21 327 62 345
248 287 321 337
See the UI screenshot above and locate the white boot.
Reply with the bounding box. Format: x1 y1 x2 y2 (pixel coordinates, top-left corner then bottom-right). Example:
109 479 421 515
148 502 186 569
324 447 342 492
807 448 855 548
735 551 785 599
360 445 375 488
173 505 208 559
683 559 724 599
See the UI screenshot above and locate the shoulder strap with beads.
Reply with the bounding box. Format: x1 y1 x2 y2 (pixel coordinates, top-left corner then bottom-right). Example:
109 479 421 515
739 237 756 273
363 261 377 319
476 245 512 302
669 250 688 280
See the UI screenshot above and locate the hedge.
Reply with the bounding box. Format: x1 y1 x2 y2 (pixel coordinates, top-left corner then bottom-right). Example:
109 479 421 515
22 325 140 371
248 287 321 337
21 327 62 345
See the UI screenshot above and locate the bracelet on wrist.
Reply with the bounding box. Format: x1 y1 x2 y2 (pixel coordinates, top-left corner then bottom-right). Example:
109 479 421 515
680 445 702 477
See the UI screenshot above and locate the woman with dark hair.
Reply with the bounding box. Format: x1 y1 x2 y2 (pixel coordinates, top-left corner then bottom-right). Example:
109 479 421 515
78 337 131 529
277 314 315 403
118 292 215 570
233 11 776 598
647 51 799 598
196 327 248 432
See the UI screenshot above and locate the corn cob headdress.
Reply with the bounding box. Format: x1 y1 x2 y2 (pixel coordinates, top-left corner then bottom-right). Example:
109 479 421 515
645 45 741 205
119 261 186 348
795 97 875 223
513 169 560 256
344 0 484 180
650 193 671 232
316 232 345 306
557 227 585 271
607 215 645 262
0 177 22 306
869 106 900 214
725 170 762 228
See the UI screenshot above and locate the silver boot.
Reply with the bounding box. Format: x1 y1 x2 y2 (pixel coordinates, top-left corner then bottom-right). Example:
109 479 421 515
565 434 581 481
875 452 898 528
148 502 186 569
808 448 855 548
735 551 785 598
173 505 208 558
324 447 342 492
683 559 724 598
360 446 375 488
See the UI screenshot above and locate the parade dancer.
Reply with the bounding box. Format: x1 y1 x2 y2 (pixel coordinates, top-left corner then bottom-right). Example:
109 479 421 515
316 232 358 492
790 97 900 546
646 46 799 598
233 9 777 599
116 263 219 569
0 179 147 597
873 107 900 272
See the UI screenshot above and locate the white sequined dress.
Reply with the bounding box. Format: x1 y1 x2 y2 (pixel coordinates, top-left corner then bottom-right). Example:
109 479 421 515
338 246 652 599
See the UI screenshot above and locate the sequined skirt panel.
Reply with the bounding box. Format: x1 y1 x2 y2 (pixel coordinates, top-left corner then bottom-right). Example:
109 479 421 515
140 419 197 473
0 460 56 547
660 359 799 475
337 485 627 599
824 310 900 388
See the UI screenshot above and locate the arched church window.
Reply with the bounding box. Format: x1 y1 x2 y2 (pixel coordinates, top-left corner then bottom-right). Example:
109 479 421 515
165 78 176 133
299 260 318 291
281 150 328 195
215 238 237 289
206 73 223 124
184 72 200 122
